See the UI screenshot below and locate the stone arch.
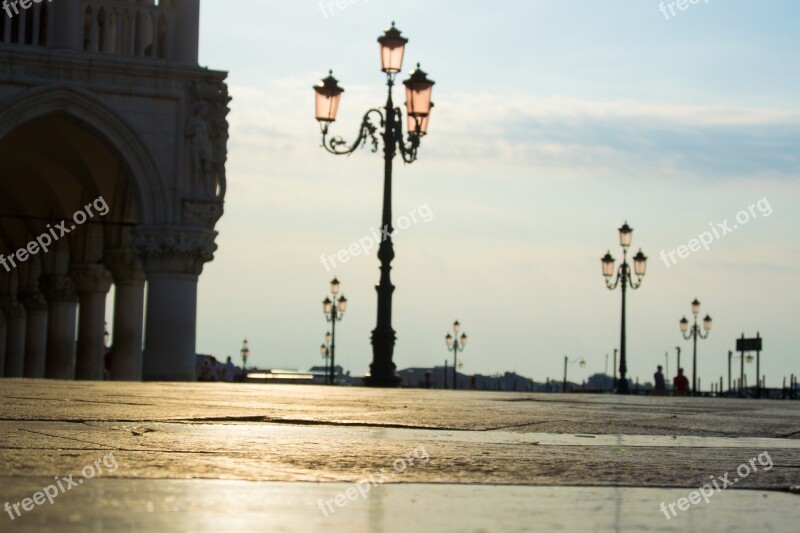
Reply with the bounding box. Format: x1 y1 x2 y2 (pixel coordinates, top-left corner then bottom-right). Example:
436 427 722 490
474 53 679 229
0 85 166 225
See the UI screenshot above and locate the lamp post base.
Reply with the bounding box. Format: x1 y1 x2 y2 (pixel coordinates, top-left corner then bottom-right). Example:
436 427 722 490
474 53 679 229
616 378 631 394
363 373 402 388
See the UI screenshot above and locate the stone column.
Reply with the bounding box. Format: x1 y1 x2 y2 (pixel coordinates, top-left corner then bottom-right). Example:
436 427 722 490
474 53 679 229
105 248 146 381
2 301 26 377
50 0 84 51
133 227 217 381
0 310 6 378
19 259 48 378
171 0 200 64
20 288 48 379
1 271 27 378
43 276 79 380
71 265 113 381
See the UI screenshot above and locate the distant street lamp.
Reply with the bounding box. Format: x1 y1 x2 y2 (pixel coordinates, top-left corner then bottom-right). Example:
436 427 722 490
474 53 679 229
563 356 586 393
679 298 712 396
727 349 753 395
240 339 249 377
322 277 347 386
445 320 467 390
602 221 648 394
320 332 332 385
314 22 434 387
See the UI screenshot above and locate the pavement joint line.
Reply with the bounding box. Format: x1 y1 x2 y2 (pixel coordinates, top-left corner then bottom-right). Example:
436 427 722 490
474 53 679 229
15 428 116 449
10 421 800 449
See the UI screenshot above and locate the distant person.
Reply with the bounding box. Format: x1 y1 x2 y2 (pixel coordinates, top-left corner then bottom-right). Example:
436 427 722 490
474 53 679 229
673 368 689 396
653 365 666 395
223 357 235 382
209 357 220 382
199 360 211 382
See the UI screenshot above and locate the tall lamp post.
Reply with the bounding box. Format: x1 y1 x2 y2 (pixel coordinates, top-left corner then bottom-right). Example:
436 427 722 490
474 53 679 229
679 298 712 396
445 320 467 390
314 22 435 387
240 339 249 378
322 277 347 386
320 331 332 385
601 222 648 394
563 356 586 393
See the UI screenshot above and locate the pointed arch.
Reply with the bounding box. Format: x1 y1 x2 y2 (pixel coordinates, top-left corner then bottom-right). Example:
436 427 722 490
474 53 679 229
0 86 167 225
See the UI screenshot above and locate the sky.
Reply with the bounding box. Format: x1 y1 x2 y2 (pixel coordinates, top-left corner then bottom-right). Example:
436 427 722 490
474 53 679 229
188 0 800 387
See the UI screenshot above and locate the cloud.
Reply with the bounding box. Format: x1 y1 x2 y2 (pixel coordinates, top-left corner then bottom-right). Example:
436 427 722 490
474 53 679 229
427 92 800 182
225 79 800 188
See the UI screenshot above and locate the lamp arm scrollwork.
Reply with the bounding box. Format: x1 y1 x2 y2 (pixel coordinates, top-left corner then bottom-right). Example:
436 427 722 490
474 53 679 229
391 107 421 164
321 108 384 156
605 264 623 290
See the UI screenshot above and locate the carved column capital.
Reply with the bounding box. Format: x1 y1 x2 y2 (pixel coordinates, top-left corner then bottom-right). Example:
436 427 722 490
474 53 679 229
132 226 218 276
70 265 113 295
18 287 48 313
1 299 26 320
105 248 146 284
42 275 79 304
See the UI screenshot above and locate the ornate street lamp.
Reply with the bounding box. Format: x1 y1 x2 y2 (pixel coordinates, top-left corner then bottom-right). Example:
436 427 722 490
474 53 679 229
322 277 347 385
445 320 467 390
563 356 586 393
679 298 712 396
240 339 249 377
601 221 647 394
314 22 434 387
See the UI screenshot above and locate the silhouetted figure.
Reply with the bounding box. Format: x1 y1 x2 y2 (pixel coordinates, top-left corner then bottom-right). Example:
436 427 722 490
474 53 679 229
424 372 432 389
200 360 211 381
673 368 689 396
223 357 235 382
653 365 666 395
209 357 220 382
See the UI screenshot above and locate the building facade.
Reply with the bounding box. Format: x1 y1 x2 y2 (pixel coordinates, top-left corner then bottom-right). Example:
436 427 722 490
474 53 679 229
0 0 229 380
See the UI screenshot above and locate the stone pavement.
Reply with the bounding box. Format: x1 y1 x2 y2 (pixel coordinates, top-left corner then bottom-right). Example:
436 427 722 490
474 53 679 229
0 380 798 532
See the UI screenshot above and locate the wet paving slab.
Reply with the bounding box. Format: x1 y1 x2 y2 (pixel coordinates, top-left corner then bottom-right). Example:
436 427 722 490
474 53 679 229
1 379 799 531
1 479 798 532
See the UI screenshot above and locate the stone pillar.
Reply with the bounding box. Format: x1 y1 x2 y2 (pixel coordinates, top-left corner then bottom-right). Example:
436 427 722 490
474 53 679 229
1 271 27 378
171 0 200 64
133 227 217 381
71 265 113 381
2 301 26 377
50 0 84 51
20 259 48 378
20 288 48 379
0 310 6 378
105 249 146 381
43 276 79 380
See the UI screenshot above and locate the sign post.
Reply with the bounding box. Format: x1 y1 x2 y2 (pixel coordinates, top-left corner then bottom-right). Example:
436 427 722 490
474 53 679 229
736 333 763 398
